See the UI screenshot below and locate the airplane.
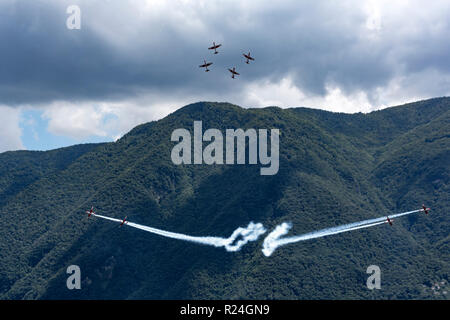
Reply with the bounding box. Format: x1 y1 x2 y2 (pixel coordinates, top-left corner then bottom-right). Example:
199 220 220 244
422 204 430 215
199 59 213 72
228 67 240 79
386 216 393 226
120 216 128 227
243 52 255 64
85 206 95 217
208 42 222 54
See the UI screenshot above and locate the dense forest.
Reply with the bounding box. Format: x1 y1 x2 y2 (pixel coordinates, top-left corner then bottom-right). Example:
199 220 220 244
0 97 448 299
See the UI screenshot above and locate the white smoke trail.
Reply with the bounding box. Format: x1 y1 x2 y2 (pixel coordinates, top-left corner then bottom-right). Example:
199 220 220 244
92 213 266 252
262 209 423 257
91 208 424 256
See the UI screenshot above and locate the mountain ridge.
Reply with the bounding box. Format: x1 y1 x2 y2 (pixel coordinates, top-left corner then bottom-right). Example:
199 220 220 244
0 97 448 299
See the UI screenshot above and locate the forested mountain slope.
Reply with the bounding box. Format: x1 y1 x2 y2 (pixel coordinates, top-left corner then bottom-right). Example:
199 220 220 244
0 98 448 299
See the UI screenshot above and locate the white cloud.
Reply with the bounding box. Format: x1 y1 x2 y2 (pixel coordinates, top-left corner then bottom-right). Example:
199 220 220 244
242 77 374 113
364 0 382 32
43 103 108 140
0 106 24 152
241 70 450 113
41 98 182 141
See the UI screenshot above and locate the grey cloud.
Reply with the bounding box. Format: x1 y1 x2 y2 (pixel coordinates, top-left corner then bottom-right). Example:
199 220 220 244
0 0 449 107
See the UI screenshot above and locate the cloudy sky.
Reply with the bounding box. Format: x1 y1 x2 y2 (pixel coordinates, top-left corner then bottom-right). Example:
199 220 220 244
1 0 449 152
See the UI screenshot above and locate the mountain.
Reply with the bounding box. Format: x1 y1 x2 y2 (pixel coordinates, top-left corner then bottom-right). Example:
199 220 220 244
0 97 448 299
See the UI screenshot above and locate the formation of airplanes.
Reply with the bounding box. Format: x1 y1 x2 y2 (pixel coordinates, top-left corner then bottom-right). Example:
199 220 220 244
199 41 255 78
385 204 430 226
85 204 431 230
